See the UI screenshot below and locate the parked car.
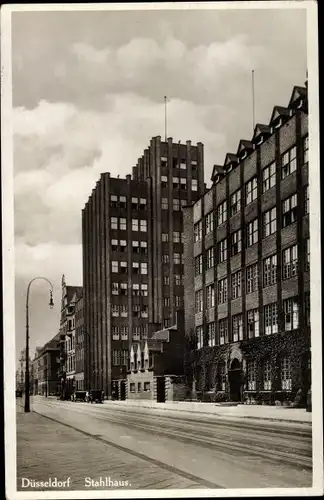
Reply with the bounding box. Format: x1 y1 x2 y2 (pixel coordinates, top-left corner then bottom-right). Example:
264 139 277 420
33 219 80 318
15 390 23 398
71 390 88 402
86 389 104 404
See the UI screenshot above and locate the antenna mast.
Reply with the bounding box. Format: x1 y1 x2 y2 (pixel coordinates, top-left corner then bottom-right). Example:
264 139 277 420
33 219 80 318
164 96 168 142
252 70 255 131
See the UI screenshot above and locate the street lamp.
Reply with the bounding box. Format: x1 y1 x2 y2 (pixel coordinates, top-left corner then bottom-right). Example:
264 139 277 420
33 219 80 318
25 277 54 413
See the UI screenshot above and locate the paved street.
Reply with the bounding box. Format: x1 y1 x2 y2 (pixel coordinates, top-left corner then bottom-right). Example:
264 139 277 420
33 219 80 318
17 396 312 490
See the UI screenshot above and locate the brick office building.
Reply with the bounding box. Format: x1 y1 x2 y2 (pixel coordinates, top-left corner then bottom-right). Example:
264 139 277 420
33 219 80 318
82 136 204 398
34 334 60 396
75 294 85 390
183 84 310 406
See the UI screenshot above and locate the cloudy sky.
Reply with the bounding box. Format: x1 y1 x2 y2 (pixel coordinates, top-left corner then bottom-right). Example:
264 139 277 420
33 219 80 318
11 5 307 360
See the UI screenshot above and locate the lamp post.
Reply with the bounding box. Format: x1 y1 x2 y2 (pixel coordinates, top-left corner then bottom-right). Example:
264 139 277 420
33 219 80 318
25 277 54 413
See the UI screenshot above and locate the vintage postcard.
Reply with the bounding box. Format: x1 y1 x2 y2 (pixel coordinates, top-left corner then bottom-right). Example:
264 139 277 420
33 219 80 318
1 1 322 499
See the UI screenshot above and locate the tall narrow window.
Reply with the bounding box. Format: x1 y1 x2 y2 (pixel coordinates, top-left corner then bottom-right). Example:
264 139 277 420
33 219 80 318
206 247 214 270
282 193 297 228
246 264 258 293
219 238 227 263
263 207 277 237
302 135 309 165
231 271 241 299
196 326 204 349
195 290 203 313
247 360 257 390
206 284 215 309
232 314 243 342
231 230 242 256
132 219 139 232
230 189 241 216
247 219 258 247
263 254 277 287
262 162 276 193
264 303 278 335
205 212 214 234
282 245 298 279
305 239 310 271
283 297 299 331
304 185 309 215
140 220 147 232
194 220 203 242
208 323 216 347
281 357 292 390
219 319 228 345
263 359 272 390
111 217 118 230
218 278 228 304
245 177 258 205
281 146 297 179
217 201 227 225
247 309 259 338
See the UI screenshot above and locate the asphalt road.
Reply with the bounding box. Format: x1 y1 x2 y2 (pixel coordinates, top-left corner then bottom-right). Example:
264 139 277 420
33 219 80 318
25 396 312 489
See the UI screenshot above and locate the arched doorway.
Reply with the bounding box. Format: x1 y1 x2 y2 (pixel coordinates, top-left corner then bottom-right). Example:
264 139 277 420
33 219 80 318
228 358 242 402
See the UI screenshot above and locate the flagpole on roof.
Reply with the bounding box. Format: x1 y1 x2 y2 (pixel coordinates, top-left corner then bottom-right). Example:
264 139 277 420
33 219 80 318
164 96 168 142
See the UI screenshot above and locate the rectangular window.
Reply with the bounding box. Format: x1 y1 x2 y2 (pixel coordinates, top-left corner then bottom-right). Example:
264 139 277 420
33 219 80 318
247 309 259 339
281 146 297 179
132 240 139 254
131 197 138 210
121 349 128 365
231 230 242 256
180 177 187 190
132 219 139 232
303 135 309 165
245 177 258 205
111 239 118 251
175 274 182 286
180 160 187 169
111 261 118 273
130 383 135 393
140 220 147 232
230 189 241 216
281 357 292 391
263 254 277 287
141 284 148 296
232 314 243 342
205 212 214 234
175 296 182 307
112 305 119 317
206 247 214 270
195 290 203 313
120 305 128 317
112 326 119 341
120 218 127 231
112 282 119 295
194 220 203 242
219 238 227 263
164 276 170 285
282 194 297 228
111 217 118 230
219 319 228 345
192 179 198 191
132 261 140 274
173 199 180 211
164 297 170 307
144 382 151 392
120 283 128 295
195 254 203 276
110 195 118 208
218 278 228 304
262 162 276 193
247 219 258 247
173 231 180 243
218 362 226 390
161 198 168 210
162 232 169 242
231 271 242 299
263 207 277 237
139 198 147 210
119 196 127 209
246 263 258 293
162 254 169 263
161 175 168 188
132 283 140 296
119 239 127 252
121 327 128 341
282 244 298 279
132 305 140 318
140 241 147 255
217 201 227 225
141 305 148 318
174 253 181 264
208 322 216 347
206 284 215 309
304 185 309 215
112 350 120 366
140 262 148 275
196 326 204 349
142 324 148 340
173 176 180 189
264 303 278 335
247 360 257 391
283 297 299 331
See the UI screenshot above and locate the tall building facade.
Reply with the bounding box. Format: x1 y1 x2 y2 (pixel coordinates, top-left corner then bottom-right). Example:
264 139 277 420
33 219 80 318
75 295 85 390
183 85 310 406
83 136 204 397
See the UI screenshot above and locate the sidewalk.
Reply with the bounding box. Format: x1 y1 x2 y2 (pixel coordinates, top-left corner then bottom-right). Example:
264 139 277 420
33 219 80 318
104 400 312 424
15 405 202 491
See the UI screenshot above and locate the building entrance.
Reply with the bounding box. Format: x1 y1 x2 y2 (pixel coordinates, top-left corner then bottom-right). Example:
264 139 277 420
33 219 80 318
156 377 166 403
228 358 242 402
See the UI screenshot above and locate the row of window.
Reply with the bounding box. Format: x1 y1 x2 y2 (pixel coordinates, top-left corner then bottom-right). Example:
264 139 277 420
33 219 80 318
163 275 183 286
195 187 309 243
111 217 147 232
112 304 148 318
162 253 182 264
160 176 198 191
111 325 148 341
111 240 148 255
129 381 151 392
112 349 128 366
161 198 188 211
110 196 147 210
202 357 295 392
195 242 310 298
160 156 198 171
112 283 148 296
196 295 310 348
111 261 148 274
162 232 183 243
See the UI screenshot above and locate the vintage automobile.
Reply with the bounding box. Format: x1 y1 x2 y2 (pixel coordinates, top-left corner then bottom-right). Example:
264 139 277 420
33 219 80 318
71 390 88 402
86 389 104 404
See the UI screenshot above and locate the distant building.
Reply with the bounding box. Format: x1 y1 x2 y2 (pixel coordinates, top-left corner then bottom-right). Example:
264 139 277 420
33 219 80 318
183 84 310 406
57 275 83 399
82 136 205 398
33 335 60 396
75 295 85 390
127 310 187 402
16 348 32 392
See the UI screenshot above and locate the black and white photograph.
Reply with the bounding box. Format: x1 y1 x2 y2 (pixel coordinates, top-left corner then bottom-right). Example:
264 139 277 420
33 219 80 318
1 1 322 498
